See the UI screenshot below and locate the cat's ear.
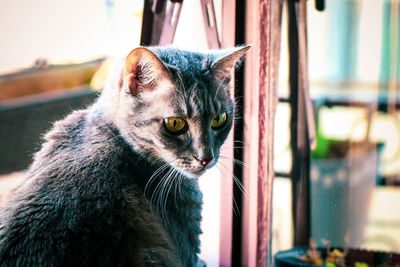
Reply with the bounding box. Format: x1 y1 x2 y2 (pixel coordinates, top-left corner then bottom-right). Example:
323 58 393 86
211 45 251 82
124 47 173 95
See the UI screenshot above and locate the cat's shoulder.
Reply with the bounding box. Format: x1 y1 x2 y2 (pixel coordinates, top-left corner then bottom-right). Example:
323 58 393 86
44 109 88 142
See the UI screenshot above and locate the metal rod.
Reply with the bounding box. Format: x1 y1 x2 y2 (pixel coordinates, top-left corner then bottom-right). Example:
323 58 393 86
287 0 311 247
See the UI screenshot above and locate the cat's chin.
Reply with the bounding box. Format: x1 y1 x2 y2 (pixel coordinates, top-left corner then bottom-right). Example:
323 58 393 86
181 163 218 179
176 168 206 179
191 170 207 178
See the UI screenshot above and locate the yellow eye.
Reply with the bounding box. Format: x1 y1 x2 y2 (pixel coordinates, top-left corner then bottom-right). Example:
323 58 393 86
163 117 187 134
211 112 227 129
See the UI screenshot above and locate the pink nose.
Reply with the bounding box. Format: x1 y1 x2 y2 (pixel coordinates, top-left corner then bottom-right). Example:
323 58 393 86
200 158 213 166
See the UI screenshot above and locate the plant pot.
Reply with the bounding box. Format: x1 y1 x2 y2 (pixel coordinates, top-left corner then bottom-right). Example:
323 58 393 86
310 142 383 248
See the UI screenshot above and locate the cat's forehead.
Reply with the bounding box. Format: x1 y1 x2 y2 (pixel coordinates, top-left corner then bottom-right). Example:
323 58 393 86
169 81 231 119
147 47 234 117
151 47 210 72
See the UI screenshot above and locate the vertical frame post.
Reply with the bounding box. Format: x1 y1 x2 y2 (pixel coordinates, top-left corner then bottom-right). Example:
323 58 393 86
287 0 311 247
219 0 237 266
242 0 283 266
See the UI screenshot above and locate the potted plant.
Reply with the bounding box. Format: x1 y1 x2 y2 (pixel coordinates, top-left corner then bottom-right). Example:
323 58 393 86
275 239 400 267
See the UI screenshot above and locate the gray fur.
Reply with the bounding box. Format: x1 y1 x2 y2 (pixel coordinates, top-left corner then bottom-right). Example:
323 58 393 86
0 46 248 266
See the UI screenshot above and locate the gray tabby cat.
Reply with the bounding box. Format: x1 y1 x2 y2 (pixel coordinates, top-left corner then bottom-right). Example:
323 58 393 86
0 45 249 266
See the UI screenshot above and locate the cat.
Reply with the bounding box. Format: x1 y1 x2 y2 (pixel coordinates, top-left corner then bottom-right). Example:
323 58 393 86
0 45 250 266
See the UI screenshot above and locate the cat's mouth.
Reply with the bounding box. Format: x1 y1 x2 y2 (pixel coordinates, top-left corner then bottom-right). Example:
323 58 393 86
171 158 217 178
171 165 210 179
172 167 205 179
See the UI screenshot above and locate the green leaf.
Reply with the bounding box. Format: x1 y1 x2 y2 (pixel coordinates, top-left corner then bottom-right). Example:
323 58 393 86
355 262 369 267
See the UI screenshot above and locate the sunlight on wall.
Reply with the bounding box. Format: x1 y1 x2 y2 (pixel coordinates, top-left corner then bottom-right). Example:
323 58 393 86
370 112 400 175
307 0 383 83
357 0 383 83
0 0 142 72
365 187 400 251
319 107 368 141
272 178 293 254
306 0 328 81
274 103 292 173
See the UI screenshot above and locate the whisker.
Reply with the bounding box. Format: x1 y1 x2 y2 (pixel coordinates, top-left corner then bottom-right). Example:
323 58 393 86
215 164 240 216
172 169 185 207
221 145 246 148
232 140 247 144
219 155 266 182
232 193 240 216
214 77 227 100
151 168 172 209
217 159 249 198
220 146 245 152
175 71 187 93
159 168 175 216
177 171 184 199
229 157 247 168
163 169 177 211
145 161 172 195
155 170 174 221
219 155 248 169
173 170 180 207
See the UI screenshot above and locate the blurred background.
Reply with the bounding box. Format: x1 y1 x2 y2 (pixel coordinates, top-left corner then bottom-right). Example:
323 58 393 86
274 0 400 257
0 0 400 266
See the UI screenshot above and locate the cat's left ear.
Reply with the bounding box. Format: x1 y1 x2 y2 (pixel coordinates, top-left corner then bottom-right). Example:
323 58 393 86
210 45 251 82
124 47 173 96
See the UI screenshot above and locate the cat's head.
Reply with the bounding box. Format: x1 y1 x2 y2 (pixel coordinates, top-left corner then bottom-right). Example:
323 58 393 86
111 46 250 178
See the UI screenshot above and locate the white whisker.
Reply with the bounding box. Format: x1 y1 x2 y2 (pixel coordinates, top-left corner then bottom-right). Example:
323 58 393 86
214 77 227 100
151 168 172 209
163 169 177 211
145 161 172 195
220 146 245 152
215 164 240 216
159 168 175 215
217 161 249 198
219 155 266 182
172 171 179 207
232 193 240 216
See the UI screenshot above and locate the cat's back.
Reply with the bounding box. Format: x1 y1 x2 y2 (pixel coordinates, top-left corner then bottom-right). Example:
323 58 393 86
0 109 162 266
1 106 139 219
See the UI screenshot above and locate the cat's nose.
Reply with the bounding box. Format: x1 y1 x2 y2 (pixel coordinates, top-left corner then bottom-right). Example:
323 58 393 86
195 156 213 167
199 158 213 167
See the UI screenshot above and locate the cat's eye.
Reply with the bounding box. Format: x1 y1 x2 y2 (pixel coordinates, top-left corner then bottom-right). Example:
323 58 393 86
211 112 227 129
164 117 187 134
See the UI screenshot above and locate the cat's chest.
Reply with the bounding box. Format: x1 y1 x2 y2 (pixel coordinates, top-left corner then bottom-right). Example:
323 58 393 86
155 180 203 266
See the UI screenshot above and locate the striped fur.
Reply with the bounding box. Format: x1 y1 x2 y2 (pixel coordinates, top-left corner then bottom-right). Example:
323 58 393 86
0 46 249 266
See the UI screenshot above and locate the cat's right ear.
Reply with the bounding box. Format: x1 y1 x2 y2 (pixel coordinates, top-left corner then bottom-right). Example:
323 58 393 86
210 45 251 82
124 47 173 96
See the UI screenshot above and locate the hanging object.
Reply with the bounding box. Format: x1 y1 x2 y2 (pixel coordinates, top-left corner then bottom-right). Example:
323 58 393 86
141 0 220 48
158 0 183 45
315 0 325 11
297 0 317 150
140 0 183 46
200 0 221 49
